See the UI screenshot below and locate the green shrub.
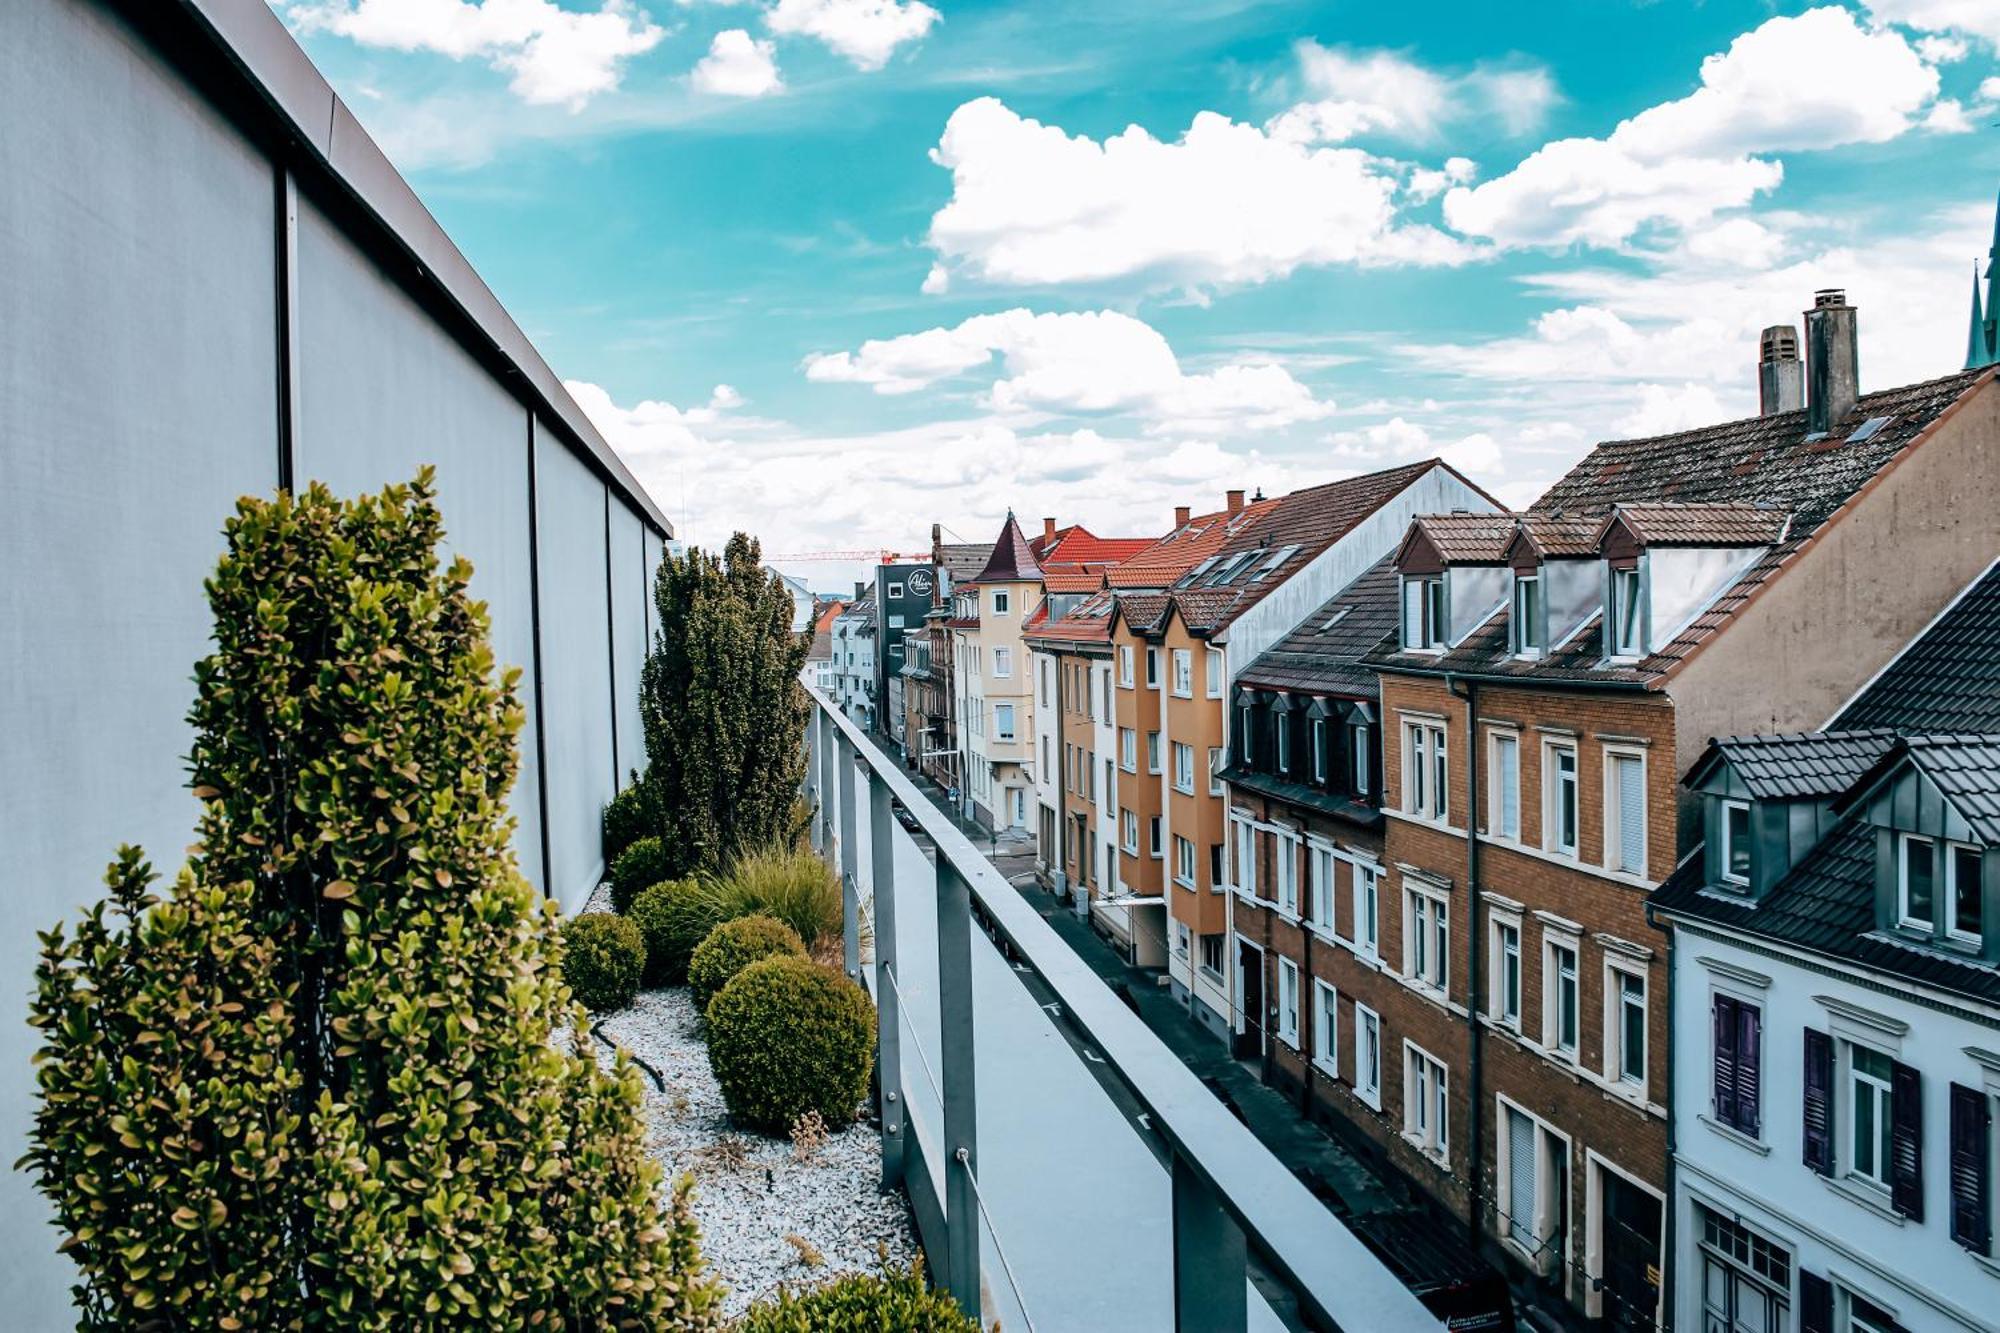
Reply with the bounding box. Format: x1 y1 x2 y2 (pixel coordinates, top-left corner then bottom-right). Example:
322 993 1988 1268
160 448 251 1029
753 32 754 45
23 473 721 1331
611 834 677 914
733 1257 977 1332
603 779 655 864
706 956 874 1134
564 913 646 1012
631 878 730 986
710 844 843 950
689 914 806 1014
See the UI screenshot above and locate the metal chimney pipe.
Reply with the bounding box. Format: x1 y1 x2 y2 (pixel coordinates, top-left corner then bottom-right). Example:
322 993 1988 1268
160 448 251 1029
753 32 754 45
1805 290 1858 434
1758 324 1803 415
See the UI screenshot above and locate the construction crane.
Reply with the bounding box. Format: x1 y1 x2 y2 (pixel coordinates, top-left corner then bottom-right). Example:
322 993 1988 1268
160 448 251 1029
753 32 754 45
767 549 931 564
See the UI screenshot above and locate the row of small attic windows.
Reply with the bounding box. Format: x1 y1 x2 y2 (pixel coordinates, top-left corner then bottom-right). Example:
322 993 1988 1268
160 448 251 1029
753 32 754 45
1173 542 1302 591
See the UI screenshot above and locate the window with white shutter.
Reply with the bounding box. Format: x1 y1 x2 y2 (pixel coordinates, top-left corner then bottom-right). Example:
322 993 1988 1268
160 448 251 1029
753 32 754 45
1507 1106 1537 1250
1608 749 1646 875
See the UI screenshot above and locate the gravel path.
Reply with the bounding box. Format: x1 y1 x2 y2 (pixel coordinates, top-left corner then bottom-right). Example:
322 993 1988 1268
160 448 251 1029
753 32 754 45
576 889 917 1317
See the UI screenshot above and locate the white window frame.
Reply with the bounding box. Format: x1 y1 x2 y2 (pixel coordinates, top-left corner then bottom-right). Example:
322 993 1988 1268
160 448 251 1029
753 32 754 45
1274 833 1299 919
1276 956 1300 1049
1312 978 1339 1075
1403 575 1446 652
1276 715 1293 774
1308 843 1335 934
1488 729 1521 840
1899 833 1936 930
1173 741 1195 795
1311 718 1328 784
1118 645 1134 688
1720 799 1752 886
1544 934 1580 1061
1234 819 1258 899
1404 882 1449 995
991 589 1010 616
1403 1041 1449 1161
1147 730 1162 775
1948 841 1985 945
1605 958 1648 1098
1204 647 1225 698
1402 718 1449 822
1122 809 1138 855
1146 647 1160 688
1208 747 1224 797
1174 834 1196 888
1174 921 1191 959
1352 862 1380 960
1513 572 1543 658
1609 564 1644 659
1543 739 1579 859
992 647 1012 678
1490 912 1523 1030
1354 1003 1382 1109
1842 1042 1895 1191
1604 745 1647 877
1120 728 1137 773
1198 932 1223 979
993 702 1016 741
1350 721 1371 795
1171 648 1193 698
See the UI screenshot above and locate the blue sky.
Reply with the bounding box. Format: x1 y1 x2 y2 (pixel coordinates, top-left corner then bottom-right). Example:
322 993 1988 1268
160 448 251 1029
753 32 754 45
278 0 1999 585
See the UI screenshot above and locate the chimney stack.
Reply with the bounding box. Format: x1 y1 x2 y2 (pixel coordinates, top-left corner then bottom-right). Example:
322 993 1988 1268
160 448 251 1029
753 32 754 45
1174 504 1191 527
1757 324 1803 415
854 581 866 602
1225 489 1245 514
1805 289 1858 434
1042 517 1057 544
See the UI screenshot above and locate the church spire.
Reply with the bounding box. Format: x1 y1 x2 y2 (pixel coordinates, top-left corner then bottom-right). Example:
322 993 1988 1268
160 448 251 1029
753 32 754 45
1968 262 1993 370
1967 185 2000 370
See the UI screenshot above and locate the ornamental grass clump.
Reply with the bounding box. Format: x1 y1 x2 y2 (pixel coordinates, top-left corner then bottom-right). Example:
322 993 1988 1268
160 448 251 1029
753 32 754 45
564 912 646 1012
687 914 806 1014
733 1255 977 1332
22 472 721 1331
709 843 843 952
630 877 729 987
704 955 874 1135
610 833 677 913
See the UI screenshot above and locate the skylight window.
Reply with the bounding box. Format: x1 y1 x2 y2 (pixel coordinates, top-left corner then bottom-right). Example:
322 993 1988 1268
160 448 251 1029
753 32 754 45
1209 551 1257 586
1250 544 1301 582
1847 415 1894 443
1319 606 1352 633
1176 556 1219 587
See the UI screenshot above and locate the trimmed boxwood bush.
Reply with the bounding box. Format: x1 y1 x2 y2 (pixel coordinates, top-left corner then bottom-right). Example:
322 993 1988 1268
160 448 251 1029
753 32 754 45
733 1258 977 1332
706 956 874 1134
602 779 654 864
564 913 646 1012
631 878 728 986
610 834 676 913
688 914 806 1014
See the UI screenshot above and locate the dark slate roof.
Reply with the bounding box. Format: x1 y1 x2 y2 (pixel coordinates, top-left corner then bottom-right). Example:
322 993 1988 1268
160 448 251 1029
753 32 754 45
970 513 1042 584
1235 557 1400 698
1875 735 2000 842
1654 820 2000 1007
1833 560 2000 733
1371 368 1991 687
1695 730 1898 800
938 542 994 582
1221 763 1384 829
1605 501 1790 547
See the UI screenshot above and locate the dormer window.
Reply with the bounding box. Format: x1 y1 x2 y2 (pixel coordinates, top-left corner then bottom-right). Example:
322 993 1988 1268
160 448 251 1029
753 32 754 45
1899 834 1935 930
1513 573 1543 657
1720 800 1751 887
1950 844 1985 944
1609 565 1645 658
1403 576 1446 651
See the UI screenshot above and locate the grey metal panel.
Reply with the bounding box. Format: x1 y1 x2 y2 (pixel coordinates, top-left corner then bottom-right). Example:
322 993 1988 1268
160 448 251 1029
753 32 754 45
609 503 647 784
291 200 547 891
537 426 617 909
0 1 279 1320
643 527 663 648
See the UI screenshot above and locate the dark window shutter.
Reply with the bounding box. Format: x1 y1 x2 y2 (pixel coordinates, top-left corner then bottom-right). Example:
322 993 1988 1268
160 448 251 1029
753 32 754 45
1803 1029 1834 1176
1891 1060 1924 1220
1951 1082 1991 1254
1798 1272 1833 1333
1738 1004 1762 1135
1713 998 1738 1127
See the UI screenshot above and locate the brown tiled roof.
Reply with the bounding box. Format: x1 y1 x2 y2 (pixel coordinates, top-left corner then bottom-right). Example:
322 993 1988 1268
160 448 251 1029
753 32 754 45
1026 589 1121 645
1514 514 1601 558
1409 512 1519 564
1108 500 1280 588
1115 592 1173 634
1235 557 1400 698
970 513 1042 584
1370 368 1993 686
1603 501 1790 548
1042 567 1114 594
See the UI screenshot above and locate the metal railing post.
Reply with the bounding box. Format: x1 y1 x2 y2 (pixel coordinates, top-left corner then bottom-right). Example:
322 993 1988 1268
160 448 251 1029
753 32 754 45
867 771 903 1191
837 735 860 983
1173 1150 1247 1333
818 707 837 850
807 708 822 850
936 857 980 1321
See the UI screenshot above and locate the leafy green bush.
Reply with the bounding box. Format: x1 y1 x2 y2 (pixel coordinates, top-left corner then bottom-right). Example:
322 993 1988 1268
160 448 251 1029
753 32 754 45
565 913 646 1012
733 1257 977 1332
689 914 806 1014
710 844 843 951
706 956 874 1134
611 834 677 914
603 779 655 864
631 878 730 987
23 473 721 1331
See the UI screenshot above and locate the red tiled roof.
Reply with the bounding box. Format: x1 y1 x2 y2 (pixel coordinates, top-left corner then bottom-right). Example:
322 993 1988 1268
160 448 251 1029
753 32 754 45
1109 500 1279 588
1042 568 1111 594
1027 589 1121 644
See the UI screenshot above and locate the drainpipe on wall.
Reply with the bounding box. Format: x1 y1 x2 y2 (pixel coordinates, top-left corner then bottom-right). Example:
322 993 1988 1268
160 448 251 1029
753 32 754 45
1450 673 1486 1252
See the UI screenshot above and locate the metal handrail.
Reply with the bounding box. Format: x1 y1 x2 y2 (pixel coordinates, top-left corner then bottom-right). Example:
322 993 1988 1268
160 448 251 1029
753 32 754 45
806 685 1439 1332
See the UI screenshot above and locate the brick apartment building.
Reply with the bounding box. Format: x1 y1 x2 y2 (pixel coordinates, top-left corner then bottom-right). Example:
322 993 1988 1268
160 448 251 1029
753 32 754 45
1303 299 2000 1330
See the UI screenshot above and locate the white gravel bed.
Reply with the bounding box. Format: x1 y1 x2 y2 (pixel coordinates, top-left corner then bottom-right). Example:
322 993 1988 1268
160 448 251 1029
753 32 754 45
575 886 917 1316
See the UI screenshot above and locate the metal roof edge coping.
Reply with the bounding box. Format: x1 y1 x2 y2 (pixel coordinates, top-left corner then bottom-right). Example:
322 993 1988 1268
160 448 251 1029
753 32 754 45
155 0 671 537
805 685 1435 1332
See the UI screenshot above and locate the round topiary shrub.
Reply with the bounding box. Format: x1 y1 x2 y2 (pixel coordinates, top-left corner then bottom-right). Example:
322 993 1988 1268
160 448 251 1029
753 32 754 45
609 834 675 913
706 956 875 1134
734 1258 977 1332
563 913 645 1013
601 779 654 865
630 878 728 986
688 913 806 1014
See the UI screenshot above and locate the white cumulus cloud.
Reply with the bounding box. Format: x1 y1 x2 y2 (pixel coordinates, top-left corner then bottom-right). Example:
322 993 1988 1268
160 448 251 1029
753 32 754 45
691 28 783 96
765 0 939 71
1868 0 2000 48
1268 43 1558 146
1444 6 1943 250
803 309 1337 435
286 0 664 110
922 98 1470 296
